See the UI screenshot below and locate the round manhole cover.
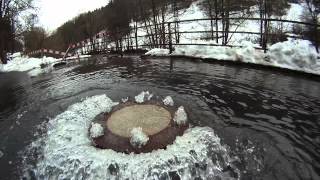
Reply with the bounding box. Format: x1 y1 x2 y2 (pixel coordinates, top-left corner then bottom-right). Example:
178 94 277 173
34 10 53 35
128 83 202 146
107 104 171 137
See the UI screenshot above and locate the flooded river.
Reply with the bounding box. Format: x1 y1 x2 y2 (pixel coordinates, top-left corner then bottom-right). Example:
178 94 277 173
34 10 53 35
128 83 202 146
0 55 319 180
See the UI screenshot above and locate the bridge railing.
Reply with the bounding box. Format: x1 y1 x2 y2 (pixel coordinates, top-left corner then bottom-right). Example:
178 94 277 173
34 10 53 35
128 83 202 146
25 48 74 58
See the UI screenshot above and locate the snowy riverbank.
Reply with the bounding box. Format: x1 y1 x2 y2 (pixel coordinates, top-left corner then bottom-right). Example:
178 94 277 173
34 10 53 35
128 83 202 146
0 54 92 76
0 55 58 76
145 39 320 76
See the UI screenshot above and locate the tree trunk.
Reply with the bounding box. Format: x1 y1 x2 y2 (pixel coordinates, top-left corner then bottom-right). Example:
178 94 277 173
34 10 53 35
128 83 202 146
221 0 225 45
207 0 214 41
263 0 268 52
151 0 158 47
173 0 179 44
10 18 14 53
135 22 138 50
224 8 230 45
214 0 219 44
259 0 264 47
138 0 153 47
161 7 166 48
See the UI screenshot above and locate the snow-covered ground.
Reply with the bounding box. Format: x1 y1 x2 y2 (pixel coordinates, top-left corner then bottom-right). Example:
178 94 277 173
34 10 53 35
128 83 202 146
132 1 320 75
126 1 306 47
145 39 320 75
0 55 58 76
0 53 92 76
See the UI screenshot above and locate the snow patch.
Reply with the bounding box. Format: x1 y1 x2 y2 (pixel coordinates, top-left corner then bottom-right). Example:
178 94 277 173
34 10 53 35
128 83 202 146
9 52 22 59
163 96 174 106
64 54 92 60
174 106 188 125
0 150 3 158
171 41 265 63
145 48 170 56
145 39 320 75
267 40 319 74
0 56 59 76
90 123 104 138
135 91 153 103
130 127 149 148
285 3 304 21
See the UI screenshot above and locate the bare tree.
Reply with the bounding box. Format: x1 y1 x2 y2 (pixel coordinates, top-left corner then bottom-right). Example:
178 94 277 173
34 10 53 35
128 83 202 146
23 26 47 52
0 0 35 63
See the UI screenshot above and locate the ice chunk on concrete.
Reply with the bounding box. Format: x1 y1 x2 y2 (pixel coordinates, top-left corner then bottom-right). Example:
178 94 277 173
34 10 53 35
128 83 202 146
130 127 149 148
90 123 104 138
173 106 188 125
135 91 153 103
163 96 174 106
145 48 170 56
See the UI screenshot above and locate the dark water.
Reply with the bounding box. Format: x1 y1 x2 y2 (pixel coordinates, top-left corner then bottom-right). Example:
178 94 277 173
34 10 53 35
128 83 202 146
0 55 319 180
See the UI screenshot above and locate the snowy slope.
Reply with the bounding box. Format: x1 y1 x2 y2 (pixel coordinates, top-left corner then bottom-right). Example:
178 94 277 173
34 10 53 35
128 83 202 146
131 1 306 47
144 1 320 75
146 39 320 75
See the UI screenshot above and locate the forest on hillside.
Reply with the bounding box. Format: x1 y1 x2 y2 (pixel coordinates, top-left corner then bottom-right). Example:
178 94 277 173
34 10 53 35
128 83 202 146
0 0 36 63
4 0 320 57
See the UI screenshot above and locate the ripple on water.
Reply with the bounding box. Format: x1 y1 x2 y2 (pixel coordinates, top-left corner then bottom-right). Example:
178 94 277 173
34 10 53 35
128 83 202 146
1 56 319 180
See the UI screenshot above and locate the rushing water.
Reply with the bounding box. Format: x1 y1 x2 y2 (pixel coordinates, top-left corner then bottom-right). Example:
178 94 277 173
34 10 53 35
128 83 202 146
0 55 319 180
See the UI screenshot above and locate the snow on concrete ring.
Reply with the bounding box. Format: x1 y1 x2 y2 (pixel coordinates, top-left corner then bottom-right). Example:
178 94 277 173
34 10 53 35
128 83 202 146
92 93 189 153
89 122 104 138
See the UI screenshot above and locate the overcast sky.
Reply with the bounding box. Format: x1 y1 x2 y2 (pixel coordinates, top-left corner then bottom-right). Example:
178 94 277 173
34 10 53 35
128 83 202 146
37 0 108 32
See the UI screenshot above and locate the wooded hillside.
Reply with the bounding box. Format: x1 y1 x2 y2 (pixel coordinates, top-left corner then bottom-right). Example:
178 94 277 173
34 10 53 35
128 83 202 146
24 0 320 53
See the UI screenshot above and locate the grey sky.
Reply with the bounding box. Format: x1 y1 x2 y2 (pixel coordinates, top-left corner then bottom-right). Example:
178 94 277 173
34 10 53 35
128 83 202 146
37 0 108 31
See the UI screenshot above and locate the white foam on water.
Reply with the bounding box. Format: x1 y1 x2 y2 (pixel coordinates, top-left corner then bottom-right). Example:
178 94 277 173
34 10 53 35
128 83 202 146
130 127 149 148
23 94 238 179
163 96 174 106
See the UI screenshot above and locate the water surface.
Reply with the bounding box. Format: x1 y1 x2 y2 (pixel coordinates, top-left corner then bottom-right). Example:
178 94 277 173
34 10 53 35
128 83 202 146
0 56 319 180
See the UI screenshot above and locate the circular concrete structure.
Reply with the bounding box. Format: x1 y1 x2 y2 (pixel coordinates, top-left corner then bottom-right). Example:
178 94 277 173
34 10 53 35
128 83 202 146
107 105 171 137
92 102 189 154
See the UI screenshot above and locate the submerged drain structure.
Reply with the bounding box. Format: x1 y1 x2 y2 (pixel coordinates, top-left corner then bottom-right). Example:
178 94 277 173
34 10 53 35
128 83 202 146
90 93 189 153
25 93 239 179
